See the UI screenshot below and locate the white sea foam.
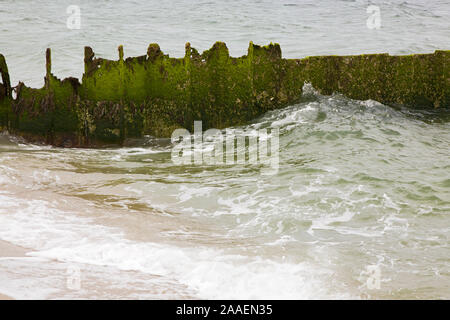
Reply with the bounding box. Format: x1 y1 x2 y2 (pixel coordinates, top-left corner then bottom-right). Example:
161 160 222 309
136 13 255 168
1 0 449 300
0 193 342 299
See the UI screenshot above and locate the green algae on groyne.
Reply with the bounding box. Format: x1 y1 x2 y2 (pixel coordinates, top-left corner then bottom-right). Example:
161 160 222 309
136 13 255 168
0 42 448 147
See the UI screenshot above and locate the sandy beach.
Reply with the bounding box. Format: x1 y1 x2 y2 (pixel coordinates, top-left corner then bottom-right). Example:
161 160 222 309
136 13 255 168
0 240 28 257
0 240 29 300
0 293 13 300
0 0 449 300
0 239 196 299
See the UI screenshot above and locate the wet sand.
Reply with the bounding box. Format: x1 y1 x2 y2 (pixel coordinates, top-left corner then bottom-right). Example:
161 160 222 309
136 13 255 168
0 293 13 300
0 239 196 299
0 240 28 257
0 240 29 300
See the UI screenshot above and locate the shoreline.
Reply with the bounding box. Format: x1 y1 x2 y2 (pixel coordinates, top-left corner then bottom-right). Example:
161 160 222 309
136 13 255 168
0 293 13 300
0 239 29 300
0 239 197 299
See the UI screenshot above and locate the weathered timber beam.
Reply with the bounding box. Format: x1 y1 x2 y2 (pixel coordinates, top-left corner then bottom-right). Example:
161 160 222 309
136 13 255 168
0 42 448 147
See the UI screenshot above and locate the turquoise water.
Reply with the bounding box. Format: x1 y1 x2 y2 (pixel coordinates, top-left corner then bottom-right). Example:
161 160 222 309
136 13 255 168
0 0 449 299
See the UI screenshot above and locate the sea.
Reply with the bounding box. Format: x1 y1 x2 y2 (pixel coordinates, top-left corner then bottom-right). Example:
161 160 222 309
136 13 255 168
0 0 449 299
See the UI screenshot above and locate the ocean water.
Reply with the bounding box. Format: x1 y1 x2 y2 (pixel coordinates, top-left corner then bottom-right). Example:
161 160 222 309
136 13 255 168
0 0 449 299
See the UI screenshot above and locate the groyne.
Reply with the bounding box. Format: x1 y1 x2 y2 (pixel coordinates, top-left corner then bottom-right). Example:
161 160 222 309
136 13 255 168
0 42 448 146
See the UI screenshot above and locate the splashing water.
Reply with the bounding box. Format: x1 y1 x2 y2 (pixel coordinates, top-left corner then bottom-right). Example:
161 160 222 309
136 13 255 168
0 84 448 299
0 0 449 299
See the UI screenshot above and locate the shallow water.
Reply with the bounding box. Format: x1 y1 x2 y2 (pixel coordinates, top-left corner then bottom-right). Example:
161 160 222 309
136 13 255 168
0 87 449 299
0 0 449 299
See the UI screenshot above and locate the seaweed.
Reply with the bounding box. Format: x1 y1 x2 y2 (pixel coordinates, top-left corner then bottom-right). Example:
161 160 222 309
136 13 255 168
0 43 447 147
